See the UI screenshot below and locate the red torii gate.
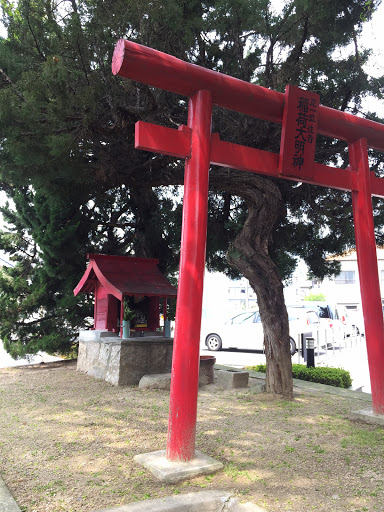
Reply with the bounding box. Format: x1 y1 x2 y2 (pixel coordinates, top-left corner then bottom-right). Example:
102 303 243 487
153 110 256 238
112 39 384 462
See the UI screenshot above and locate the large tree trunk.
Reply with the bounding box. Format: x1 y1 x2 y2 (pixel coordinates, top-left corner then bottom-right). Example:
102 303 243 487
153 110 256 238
133 166 294 398
212 170 293 399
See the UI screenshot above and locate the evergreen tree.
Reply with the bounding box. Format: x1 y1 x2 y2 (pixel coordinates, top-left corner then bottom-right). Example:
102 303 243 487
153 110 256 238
0 0 382 397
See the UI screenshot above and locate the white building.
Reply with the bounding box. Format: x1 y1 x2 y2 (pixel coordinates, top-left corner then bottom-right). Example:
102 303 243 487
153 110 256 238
319 248 384 309
227 277 257 311
202 272 257 322
288 248 384 310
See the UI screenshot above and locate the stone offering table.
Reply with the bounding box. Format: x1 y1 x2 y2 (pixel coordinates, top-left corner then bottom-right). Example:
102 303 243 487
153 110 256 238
77 330 173 386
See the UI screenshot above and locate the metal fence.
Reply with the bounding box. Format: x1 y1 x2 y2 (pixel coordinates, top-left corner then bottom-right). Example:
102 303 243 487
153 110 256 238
294 327 364 367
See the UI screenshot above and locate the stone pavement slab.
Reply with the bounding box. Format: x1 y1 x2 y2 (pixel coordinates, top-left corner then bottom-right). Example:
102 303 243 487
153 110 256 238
91 490 266 512
0 475 21 512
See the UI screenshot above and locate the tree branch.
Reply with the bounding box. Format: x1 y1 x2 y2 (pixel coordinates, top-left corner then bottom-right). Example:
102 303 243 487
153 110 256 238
0 69 25 102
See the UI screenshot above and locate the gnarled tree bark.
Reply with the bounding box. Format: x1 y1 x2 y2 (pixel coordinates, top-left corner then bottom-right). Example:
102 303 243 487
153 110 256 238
210 169 293 399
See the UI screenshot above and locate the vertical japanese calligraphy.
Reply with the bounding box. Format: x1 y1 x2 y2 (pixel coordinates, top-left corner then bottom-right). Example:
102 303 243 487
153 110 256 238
279 85 320 179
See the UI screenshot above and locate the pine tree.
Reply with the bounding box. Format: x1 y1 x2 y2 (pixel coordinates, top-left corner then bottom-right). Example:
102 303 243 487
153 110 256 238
0 0 382 397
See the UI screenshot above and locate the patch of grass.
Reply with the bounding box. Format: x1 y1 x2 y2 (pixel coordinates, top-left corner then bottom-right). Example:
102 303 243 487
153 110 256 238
223 462 254 481
111 488 131 496
341 428 384 449
224 461 242 479
278 401 302 410
307 443 325 454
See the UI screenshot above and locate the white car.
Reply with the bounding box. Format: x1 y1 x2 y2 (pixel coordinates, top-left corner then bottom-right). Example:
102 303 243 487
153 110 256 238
341 307 365 336
201 307 320 355
289 302 347 344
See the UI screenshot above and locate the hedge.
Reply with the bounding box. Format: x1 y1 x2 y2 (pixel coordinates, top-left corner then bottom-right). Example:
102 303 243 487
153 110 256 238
247 364 352 389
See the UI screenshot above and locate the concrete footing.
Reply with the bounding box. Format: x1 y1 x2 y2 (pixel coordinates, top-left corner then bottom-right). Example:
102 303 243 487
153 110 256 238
133 450 223 483
350 408 384 425
91 490 267 511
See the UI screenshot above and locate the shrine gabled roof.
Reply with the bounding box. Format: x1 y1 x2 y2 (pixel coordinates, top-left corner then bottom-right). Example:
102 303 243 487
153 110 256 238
73 253 177 299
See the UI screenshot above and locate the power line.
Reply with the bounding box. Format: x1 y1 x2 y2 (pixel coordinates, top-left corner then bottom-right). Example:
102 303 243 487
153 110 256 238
0 256 14 267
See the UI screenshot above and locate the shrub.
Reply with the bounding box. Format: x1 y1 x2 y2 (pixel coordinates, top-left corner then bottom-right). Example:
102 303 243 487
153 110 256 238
303 292 326 301
247 364 352 389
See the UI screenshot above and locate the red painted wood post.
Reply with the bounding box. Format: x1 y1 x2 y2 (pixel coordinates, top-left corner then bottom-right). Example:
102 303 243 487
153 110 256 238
350 138 384 413
166 89 212 461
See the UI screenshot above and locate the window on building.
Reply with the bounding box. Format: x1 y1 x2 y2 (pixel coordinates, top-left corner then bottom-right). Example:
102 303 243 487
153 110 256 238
381 270 384 283
335 271 355 284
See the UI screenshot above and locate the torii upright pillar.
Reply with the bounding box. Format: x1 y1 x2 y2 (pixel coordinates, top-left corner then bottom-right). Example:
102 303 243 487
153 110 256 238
167 89 212 461
350 139 384 411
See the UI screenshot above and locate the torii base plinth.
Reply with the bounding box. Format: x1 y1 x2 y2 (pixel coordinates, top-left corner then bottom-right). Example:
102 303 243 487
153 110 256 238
133 450 223 483
350 408 384 426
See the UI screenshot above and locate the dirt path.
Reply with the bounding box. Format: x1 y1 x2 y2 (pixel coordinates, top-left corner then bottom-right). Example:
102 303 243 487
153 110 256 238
0 361 382 512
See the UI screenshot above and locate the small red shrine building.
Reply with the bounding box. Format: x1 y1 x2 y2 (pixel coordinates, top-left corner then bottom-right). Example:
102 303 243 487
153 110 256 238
74 254 177 335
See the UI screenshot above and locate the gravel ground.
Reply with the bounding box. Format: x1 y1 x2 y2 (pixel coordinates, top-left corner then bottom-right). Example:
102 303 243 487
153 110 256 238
0 360 383 512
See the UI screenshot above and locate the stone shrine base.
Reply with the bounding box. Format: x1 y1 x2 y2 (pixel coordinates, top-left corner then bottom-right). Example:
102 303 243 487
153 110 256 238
77 330 173 386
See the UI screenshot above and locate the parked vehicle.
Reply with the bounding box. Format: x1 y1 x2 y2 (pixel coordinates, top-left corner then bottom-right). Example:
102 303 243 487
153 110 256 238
341 307 365 336
293 302 347 342
202 307 320 355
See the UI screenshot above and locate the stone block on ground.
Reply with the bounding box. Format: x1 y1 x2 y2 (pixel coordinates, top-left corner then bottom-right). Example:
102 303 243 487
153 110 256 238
216 369 249 389
199 356 216 386
139 373 171 390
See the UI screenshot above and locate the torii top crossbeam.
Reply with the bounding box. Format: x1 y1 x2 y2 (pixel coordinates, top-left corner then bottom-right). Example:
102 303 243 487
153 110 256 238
112 39 384 152
113 40 384 197
112 39 384 462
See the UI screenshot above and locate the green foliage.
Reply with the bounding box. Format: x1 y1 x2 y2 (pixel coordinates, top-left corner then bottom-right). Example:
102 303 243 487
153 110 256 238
0 184 95 358
303 292 327 301
123 298 135 322
0 0 382 357
248 364 353 388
